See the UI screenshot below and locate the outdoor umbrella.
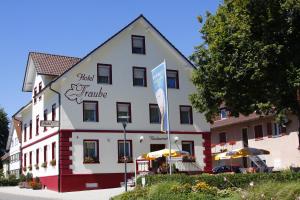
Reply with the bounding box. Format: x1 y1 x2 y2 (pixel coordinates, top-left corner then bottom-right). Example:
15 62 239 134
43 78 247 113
145 149 190 160
214 147 270 161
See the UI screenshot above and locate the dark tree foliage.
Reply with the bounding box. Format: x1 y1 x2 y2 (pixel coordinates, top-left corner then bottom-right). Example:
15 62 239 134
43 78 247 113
0 107 9 157
190 0 300 145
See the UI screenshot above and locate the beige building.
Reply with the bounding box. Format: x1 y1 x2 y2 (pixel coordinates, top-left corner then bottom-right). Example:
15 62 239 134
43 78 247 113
211 110 300 171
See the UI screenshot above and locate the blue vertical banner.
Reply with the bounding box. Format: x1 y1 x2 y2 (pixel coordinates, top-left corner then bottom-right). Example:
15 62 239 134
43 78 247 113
151 61 170 133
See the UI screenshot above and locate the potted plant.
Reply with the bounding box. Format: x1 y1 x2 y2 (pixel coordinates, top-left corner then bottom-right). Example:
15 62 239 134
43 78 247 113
41 162 47 168
50 159 56 166
84 157 96 163
31 177 42 190
28 165 32 171
25 173 33 189
182 155 196 162
34 164 39 170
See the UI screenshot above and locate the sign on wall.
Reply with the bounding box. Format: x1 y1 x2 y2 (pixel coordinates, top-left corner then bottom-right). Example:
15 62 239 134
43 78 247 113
40 120 59 127
64 73 108 104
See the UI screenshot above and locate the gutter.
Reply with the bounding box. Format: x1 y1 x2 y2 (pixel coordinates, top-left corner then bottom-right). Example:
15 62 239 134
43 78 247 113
49 82 61 193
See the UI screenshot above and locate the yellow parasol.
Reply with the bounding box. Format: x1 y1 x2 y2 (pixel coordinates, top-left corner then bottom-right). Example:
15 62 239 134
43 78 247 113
214 147 270 161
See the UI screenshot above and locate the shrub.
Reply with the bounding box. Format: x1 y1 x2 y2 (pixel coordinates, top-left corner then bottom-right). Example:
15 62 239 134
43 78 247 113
136 171 300 189
25 172 33 182
19 174 26 182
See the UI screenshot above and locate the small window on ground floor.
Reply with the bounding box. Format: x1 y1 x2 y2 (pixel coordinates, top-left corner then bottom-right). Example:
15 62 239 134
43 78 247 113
83 140 99 163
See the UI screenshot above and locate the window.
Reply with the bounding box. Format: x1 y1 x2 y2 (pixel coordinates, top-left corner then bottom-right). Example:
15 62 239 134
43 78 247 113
36 149 39 165
118 140 133 163
267 122 272 137
83 140 99 163
83 101 98 122
34 87 37 103
272 123 286 136
36 115 39 136
149 104 161 124
29 120 32 139
52 104 56 121
254 125 263 139
52 142 56 160
220 108 228 119
180 106 193 124
167 70 179 89
219 132 227 144
39 82 42 92
97 64 112 84
24 124 27 142
182 141 195 155
29 151 32 166
117 102 132 123
131 35 145 54
24 153 27 168
133 67 147 86
44 145 47 163
44 109 47 132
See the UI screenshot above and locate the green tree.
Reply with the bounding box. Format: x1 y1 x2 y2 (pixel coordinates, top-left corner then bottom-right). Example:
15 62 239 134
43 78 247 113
0 107 9 157
190 0 300 146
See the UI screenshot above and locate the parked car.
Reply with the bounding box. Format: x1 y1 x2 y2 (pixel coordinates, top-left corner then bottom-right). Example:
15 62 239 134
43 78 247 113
212 165 242 174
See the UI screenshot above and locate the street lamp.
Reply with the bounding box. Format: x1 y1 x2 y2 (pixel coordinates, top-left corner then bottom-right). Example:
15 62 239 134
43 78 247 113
119 116 129 192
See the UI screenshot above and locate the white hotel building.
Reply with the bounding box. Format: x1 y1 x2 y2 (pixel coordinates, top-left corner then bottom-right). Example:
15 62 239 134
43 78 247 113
14 15 211 192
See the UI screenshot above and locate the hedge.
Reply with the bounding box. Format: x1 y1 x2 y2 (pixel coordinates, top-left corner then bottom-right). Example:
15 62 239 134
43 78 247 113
0 178 19 186
136 171 300 189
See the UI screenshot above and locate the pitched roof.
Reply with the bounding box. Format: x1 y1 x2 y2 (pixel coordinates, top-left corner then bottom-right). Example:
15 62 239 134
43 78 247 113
30 52 81 76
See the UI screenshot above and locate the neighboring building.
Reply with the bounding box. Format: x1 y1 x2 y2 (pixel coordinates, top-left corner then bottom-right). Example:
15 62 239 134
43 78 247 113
13 15 211 192
1 153 9 178
1 119 22 178
211 109 300 171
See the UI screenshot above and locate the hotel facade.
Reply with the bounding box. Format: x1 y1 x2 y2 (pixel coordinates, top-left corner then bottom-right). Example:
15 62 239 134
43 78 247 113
14 15 211 192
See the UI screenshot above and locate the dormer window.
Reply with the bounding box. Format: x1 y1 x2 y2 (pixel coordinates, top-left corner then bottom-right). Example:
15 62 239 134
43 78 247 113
220 108 228 119
132 35 145 54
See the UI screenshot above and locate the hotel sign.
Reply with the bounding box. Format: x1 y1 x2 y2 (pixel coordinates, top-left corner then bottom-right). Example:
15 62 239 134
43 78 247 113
64 73 108 104
40 120 59 127
149 136 168 140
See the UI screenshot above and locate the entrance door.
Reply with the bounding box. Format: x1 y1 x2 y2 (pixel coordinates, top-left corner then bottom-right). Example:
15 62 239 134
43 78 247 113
150 144 165 152
242 128 248 167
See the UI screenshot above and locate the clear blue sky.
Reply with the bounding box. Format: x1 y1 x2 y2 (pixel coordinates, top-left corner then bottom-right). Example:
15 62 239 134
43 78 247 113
0 0 221 118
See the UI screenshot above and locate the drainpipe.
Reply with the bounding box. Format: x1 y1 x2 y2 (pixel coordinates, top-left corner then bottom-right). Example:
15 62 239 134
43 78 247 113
49 82 61 192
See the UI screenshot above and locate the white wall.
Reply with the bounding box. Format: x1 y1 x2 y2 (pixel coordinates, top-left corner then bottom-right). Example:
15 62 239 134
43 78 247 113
55 19 209 132
71 132 205 174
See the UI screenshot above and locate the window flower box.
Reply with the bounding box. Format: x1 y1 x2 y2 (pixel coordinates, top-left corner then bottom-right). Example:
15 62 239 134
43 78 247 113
34 164 39 170
28 165 32 171
22 167 27 172
50 159 56 166
41 162 47 168
182 155 196 162
118 156 133 163
228 141 236 145
83 156 99 164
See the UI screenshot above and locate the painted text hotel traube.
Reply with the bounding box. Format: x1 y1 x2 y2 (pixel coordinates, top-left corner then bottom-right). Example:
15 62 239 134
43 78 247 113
13 15 211 192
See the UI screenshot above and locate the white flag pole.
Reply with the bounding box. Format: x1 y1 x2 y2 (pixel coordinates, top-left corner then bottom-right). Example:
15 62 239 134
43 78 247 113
163 59 172 175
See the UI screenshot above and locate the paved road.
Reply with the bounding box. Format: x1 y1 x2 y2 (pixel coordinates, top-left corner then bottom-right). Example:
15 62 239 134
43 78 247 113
0 192 58 200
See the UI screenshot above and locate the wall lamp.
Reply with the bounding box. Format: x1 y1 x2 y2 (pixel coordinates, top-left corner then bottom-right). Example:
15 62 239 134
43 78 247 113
139 136 144 143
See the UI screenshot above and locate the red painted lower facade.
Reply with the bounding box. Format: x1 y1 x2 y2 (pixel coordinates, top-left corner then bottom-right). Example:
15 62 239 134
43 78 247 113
40 175 59 191
22 129 212 192
60 173 134 192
